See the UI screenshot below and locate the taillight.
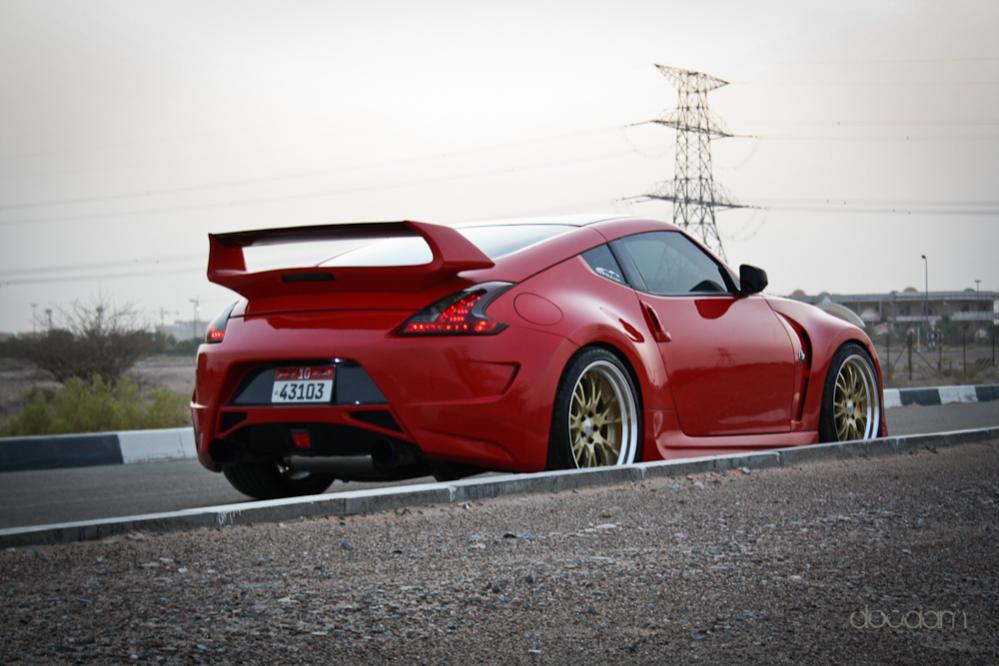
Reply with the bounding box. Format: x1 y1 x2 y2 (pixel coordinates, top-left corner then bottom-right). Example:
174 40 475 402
398 282 513 336
205 302 237 344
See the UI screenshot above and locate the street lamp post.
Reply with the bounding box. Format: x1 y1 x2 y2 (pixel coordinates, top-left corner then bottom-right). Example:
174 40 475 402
921 254 929 348
975 279 982 323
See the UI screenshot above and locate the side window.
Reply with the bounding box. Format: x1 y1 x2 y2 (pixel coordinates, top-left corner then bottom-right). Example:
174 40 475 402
582 244 626 285
610 231 734 296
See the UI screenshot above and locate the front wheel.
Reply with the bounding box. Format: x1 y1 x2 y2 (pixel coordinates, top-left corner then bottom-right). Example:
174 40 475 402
548 348 641 469
223 462 335 500
819 343 882 442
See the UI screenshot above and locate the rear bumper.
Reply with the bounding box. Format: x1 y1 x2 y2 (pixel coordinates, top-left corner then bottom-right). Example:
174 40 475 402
191 311 576 473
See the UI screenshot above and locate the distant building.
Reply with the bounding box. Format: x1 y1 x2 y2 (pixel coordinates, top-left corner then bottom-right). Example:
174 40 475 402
789 289 999 330
159 319 207 342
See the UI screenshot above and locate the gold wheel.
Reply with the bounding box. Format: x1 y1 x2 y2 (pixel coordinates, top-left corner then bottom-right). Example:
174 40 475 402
832 354 880 441
567 360 638 468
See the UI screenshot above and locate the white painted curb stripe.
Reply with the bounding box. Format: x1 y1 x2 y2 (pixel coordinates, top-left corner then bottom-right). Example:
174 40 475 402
936 385 979 405
117 428 196 464
883 389 902 409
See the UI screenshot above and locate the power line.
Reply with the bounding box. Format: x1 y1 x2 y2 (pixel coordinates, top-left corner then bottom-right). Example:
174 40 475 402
0 125 623 213
753 132 999 142
0 148 642 228
8 117 992 215
0 265 202 287
760 203 999 216
3 197 997 287
732 79 999 88
753 197 999 207
0 253 202 277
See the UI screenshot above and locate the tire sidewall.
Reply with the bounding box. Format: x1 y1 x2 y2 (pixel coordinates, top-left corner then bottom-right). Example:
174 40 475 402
819 342 880 442
547 348 642 470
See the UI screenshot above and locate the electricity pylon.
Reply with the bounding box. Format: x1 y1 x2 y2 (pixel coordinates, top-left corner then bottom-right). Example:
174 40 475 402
633 64 746 260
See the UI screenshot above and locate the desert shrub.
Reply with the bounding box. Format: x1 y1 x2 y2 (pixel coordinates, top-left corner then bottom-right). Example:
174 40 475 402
0 376 189 436
1 299 157 383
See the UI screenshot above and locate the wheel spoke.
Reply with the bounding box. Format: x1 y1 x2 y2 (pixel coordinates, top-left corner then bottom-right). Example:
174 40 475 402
566 361 639 468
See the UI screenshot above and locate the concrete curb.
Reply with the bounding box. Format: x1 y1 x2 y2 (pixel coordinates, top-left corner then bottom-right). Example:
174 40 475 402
2 425 996 549
1 383 996 474
0 428 195 472
882 383 999 409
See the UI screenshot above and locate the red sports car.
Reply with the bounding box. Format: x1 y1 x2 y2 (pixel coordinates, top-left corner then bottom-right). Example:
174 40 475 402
191 216 886 499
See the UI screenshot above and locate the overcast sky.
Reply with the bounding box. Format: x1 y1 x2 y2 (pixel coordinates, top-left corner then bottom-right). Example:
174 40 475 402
1 0 997 334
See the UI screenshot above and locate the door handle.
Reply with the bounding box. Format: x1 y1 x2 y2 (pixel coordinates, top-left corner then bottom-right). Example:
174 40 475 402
641 303 671 342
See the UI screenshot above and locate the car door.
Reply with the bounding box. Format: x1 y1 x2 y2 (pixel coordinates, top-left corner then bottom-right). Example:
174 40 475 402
610 231 796 437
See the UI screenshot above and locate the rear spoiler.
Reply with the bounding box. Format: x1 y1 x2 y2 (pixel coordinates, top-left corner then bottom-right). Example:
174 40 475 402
207 220 494 299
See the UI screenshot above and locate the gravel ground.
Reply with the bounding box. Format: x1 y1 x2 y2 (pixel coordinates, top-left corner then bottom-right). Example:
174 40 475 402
2 442 997 664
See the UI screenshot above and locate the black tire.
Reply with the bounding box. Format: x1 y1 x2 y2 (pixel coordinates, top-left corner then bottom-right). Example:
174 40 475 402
223 462 335 500
547 347 641 470
819 343 882 442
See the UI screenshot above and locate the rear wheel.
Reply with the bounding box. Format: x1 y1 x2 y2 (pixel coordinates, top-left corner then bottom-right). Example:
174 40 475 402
819 343 882 442
548 348 641 470
223 462 335 500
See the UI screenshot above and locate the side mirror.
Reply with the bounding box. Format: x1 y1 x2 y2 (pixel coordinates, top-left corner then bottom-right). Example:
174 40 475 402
739 264 768 296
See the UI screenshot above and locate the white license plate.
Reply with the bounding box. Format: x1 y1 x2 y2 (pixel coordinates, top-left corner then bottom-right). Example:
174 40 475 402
271 367 334 404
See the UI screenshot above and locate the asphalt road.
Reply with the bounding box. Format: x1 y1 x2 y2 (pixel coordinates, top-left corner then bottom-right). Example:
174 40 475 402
2 438 996 664
0 401 996 530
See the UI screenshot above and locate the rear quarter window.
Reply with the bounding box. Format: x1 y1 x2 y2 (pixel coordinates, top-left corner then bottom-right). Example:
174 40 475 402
581 244 627 285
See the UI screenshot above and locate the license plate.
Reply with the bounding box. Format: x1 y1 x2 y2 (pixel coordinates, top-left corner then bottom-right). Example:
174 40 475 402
271 366 334 403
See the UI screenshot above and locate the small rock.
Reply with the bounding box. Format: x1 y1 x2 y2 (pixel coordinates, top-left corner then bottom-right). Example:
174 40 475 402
339 540 354 551
595 523 617 530
739 467 751 475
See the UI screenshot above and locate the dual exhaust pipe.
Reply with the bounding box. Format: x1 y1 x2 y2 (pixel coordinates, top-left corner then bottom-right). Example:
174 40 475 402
286 438 427 481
